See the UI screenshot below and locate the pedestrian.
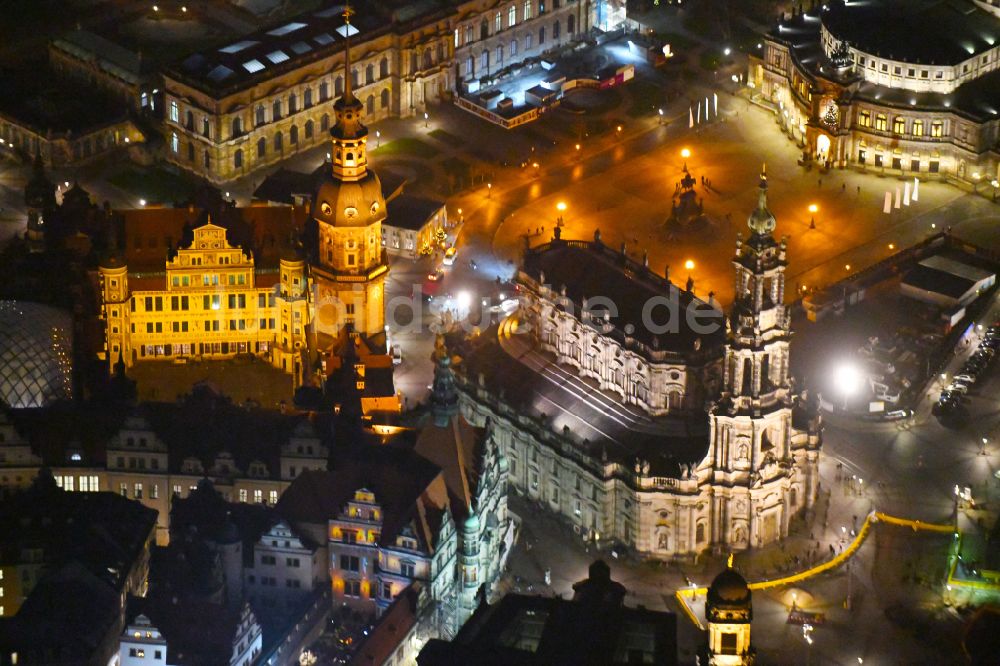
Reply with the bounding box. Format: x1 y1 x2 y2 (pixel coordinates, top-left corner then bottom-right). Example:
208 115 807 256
818 178 823 187
842 182 846 192
857 185 861 195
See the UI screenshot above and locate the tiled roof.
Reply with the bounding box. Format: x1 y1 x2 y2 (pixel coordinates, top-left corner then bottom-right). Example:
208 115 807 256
276 445 449 551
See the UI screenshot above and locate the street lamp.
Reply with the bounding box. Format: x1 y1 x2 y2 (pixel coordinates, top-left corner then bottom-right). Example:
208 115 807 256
808 203 818 229
556 201 567 226
423 112 429 128
981 437 989 456
487 182 492 199
833 362 863 410
376 129 381 147
658 108 664 124
684 259 695 271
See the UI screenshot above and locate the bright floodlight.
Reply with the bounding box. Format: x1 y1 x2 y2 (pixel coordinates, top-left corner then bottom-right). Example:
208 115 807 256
456 291 472 309
684 259 695 270
680 148 691 159
808 204 818 213
833 363 863 397
556 201 567 212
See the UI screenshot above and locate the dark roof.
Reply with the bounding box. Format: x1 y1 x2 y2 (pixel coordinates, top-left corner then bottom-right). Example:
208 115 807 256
707 567 751 607
385 194 444 231
418 561 677 666
0 62 128 134
169 480 276 547
118 203 308 273
0 479 157 590
254 163 406 206
902 264 976 299
165 0 454 96
129 595 255 666
454 330 711 478
350 584 421 666
276 445 448 550
414 414 485 521
520 238 725 355
822 0 1000 66
768 3 1000 122
0 562 122 662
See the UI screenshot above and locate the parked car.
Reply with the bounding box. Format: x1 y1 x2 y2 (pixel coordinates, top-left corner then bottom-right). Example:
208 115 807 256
947 383 969 395
954 374 977 385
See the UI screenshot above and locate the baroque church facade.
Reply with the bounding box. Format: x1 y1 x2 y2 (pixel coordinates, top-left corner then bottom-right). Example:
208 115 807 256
457 173 821 558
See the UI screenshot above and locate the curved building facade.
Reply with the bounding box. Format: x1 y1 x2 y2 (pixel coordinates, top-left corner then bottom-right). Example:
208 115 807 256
750 0 1000 184
0 301 73 408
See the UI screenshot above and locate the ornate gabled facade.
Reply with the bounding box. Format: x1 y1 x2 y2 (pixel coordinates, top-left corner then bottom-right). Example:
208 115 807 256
414 339 513 621
98 218 310 378
457 177 821 559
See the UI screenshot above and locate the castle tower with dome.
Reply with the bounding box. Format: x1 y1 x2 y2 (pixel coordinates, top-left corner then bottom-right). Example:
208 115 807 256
705 560 754 665
309 4 389 348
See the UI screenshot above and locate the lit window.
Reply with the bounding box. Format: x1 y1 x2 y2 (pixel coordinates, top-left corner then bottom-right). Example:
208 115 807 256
892 117 905 134
523 0 532 20
495 11 502 32
874 114 887 131
254 489 263 503
171 133 179 153
931 121 944 137
912 120 923 136
269 490 278 504
169 101 179 123
508 5 516 27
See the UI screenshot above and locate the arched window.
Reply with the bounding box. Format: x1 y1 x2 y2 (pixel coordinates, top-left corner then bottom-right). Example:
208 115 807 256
335 76 343 96
186 141 194 161
380 88 390 110
539 25 545 44
274 131 283 151
290 125 298 144
320 81 330 101
481 19 489 40
481 50 489 69
366 95 374 114
257 137 266 158
568 14 575 34
234 149 243 168
255 104 265 126
203 149 210 169
365 64 374 84
288 93 297 113
170 132 179 153
185 110 194 129
411 52 419 73
305 119 314 138
423 49 432 70
272 99 281 120
437 43 444 63
304 88 313 107
553 19 560 39
351 68 359 88
379 57 389 78
321 114 330 132
790 487 798 507
231 116 243 137
696 522 706 543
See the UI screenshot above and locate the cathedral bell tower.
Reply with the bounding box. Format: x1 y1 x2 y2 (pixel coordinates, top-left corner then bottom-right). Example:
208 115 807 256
705 168 798 551
310 4 388 349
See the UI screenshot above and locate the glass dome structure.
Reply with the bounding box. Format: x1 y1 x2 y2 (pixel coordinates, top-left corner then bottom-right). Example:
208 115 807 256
0 301 73 408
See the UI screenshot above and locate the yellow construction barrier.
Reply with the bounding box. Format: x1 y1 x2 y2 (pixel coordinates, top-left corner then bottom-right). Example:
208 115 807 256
674 511 956 628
